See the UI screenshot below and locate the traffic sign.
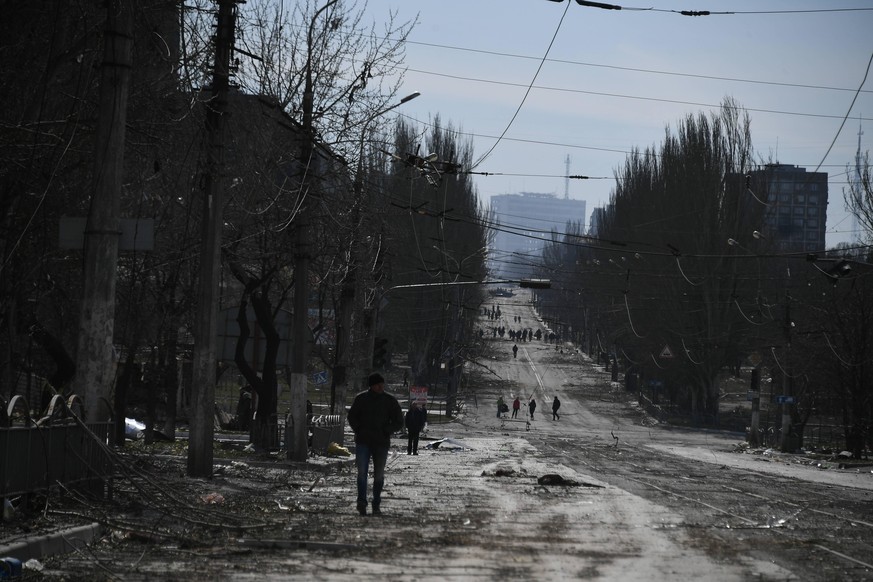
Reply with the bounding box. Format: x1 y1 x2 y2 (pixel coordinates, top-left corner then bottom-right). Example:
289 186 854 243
659 345 674 359
775 395 795 405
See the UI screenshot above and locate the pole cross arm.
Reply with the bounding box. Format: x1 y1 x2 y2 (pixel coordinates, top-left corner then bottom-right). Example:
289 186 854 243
383 278 551 296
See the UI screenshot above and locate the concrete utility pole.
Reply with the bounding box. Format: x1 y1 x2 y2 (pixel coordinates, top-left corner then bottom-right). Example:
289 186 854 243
77 1 132 423
188 0 237 478
779 294 794 453
748 366 761 447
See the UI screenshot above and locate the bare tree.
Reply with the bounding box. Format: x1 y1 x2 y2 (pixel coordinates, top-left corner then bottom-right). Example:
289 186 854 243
845 150 873 244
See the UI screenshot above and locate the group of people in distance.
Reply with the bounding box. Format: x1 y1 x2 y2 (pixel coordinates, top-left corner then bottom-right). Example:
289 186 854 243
502 394 560 421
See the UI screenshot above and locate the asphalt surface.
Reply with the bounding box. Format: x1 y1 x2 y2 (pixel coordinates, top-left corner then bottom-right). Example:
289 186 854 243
3 290 872 580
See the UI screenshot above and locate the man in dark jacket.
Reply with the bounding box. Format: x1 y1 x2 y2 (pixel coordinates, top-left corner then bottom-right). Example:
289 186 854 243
347 373 404 516
552 395 561 420
404 402 427 455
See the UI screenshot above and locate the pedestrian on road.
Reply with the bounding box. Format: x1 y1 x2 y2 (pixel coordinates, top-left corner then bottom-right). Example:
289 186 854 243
512 344 518 359
528 397 537 420
497 396 507 418
347 373 404 516
405 402 427 455
552 395 561 421
511 396 520 419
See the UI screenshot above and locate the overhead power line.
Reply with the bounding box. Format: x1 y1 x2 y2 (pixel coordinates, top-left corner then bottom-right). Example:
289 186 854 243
550 1 873 16
403 39 870 95
406 68 873 123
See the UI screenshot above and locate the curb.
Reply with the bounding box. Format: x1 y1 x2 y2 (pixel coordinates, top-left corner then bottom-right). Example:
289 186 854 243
0 523 104 562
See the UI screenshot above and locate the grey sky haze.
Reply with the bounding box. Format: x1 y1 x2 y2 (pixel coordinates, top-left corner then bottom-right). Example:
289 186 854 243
356 0 873 248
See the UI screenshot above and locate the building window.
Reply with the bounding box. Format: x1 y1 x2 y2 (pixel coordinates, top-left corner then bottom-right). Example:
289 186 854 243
808 218 819 228
793 207 805 216
779 193 791 203
794 194 806 204
793 218 804 228
807 207 819 217
808 193 819 204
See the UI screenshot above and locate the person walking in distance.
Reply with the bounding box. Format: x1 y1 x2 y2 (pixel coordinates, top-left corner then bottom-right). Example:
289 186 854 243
512 344 518 359
511 396 521 419
347 373 404 516
552 395 561 421
528 397 537 420
405 401 427 455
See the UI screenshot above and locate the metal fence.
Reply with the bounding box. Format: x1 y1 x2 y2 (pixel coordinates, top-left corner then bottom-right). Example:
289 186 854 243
1 395 115 501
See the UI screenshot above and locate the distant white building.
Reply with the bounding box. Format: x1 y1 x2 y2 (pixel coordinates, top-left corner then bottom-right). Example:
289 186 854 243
489 192 586 279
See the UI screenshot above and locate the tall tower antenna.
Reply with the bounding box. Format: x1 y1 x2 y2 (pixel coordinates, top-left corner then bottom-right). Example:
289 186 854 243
564 154 571 199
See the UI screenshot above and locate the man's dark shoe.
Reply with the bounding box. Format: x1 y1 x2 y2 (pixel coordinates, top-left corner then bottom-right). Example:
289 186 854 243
372 506 382 516
357 505 367 516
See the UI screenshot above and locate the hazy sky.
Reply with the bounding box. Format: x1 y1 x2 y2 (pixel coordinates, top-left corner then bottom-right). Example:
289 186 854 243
354 0 873 248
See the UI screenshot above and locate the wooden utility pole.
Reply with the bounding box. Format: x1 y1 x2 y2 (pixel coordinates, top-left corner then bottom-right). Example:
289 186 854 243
77 0 132 423
188 0 236 477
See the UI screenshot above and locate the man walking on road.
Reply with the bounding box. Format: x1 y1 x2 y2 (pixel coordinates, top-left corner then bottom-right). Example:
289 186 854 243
347 373 404 516
528 397 537 420
512 344 518 358
511 396 520 419
552 395 561 420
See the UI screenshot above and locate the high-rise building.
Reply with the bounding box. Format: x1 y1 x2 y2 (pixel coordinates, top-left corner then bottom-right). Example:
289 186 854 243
489 192 586 279
746 164 829 253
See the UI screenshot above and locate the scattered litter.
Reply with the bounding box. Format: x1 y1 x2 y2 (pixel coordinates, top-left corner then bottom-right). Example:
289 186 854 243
3 498 14 520
425 438 468 451
0 557 22 577
24 559 44 573
200 492 225 505
125 417 145 439
276 499 296 511
537 474 604 487
327 442 351 457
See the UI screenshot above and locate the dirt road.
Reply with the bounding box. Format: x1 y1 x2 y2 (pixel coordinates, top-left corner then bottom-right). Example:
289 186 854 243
15 291 873 580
